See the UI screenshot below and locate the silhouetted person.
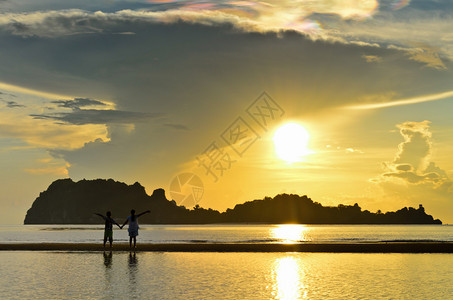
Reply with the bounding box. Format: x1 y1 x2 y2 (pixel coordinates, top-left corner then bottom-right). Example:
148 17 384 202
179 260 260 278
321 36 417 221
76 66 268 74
121 209 150 249
95 211 121 248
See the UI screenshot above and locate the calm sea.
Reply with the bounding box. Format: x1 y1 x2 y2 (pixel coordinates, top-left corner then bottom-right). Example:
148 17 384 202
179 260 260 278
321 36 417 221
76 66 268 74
0 224 452 244
1 225 452 299
1 252 452 299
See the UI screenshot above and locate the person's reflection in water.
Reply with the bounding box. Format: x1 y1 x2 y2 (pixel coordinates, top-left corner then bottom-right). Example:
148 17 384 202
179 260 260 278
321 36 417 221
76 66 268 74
103 251 113 268
127 252 139 297
128 252 138 267
102 250 115 298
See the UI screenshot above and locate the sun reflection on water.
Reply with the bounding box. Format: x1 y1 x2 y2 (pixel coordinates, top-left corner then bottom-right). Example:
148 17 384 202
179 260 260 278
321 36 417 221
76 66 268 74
270 224 310 243
272 256 306 299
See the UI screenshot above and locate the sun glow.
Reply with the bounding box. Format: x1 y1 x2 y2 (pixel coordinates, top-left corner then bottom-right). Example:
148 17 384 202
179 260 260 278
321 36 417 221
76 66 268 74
271 224 310 243
273 123 312 163
272 256 305 299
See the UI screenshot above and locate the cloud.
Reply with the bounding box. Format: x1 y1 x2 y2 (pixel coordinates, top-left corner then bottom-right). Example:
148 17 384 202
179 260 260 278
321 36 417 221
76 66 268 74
164 123 190 130
27 96 162 125
370 120 453 220
2 100 25 108
51 98 107 109
30 108 162 125
362 54 382 63
324 145 364 154
344 89 453 110
0 117 109 150
151 0 380 20
0 91 16 97
25 162 70 176
0 1 378 39
372 121 452 197
389 44 446 70
30 109 163 125
0 1 451 66
0 84 169 156
319 7 453 63
0 82 71 100
390 0 411 10
345 147 364 154
393 121 432 170
0 92 111 151
406 48 447 70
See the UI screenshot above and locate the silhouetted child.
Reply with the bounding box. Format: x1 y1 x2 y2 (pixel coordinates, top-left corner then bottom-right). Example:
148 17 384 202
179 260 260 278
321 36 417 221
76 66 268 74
95 211 121 248
121 209 150 249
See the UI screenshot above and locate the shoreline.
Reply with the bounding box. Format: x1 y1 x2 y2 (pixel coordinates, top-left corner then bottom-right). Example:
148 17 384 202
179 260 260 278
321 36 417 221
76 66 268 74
1 242 452 253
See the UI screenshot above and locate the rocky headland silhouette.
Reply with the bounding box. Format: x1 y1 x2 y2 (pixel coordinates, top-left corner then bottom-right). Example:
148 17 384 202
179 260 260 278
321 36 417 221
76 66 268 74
24 178 442 224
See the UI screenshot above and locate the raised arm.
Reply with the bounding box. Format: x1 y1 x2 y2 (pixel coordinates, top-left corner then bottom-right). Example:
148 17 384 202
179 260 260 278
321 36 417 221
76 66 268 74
137 210 151 217
94 213 106 221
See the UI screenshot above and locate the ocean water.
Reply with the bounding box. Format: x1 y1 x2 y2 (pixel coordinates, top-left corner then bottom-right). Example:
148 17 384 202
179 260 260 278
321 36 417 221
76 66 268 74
1 251 452 299
0 224 452 244
1 225 452 299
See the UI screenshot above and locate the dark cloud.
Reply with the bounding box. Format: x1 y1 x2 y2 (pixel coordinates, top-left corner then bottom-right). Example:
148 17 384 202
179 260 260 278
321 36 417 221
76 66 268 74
52 98 107 109
30 97 163 125
8 22 29 35
0 7 451 121
2 1 157 14
2 100 25 108
30 109 162 125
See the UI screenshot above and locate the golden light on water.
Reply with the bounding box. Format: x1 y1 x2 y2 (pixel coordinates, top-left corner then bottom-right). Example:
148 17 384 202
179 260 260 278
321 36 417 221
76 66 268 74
271 224 310 243
272 256 306 300
273 123 312 163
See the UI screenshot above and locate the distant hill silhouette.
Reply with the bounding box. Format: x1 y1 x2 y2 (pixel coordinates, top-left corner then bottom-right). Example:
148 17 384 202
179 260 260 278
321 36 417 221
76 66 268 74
24 178 442 224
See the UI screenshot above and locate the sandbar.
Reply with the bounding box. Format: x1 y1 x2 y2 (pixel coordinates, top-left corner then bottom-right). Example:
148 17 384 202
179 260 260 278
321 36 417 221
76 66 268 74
0 242 452 253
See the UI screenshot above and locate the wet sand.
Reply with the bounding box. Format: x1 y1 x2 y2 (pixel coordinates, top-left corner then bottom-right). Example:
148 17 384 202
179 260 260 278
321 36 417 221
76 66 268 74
1 242 452 252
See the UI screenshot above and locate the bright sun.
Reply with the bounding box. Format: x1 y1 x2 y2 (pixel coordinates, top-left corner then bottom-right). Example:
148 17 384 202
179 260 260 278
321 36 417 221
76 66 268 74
273 123 311 163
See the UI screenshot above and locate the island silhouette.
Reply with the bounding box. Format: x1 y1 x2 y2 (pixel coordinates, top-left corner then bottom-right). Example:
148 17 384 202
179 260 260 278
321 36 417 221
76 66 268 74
24 178 442 224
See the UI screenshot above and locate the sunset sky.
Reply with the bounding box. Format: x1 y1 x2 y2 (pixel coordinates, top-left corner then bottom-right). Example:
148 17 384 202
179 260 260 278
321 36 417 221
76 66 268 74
1 0 452 224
